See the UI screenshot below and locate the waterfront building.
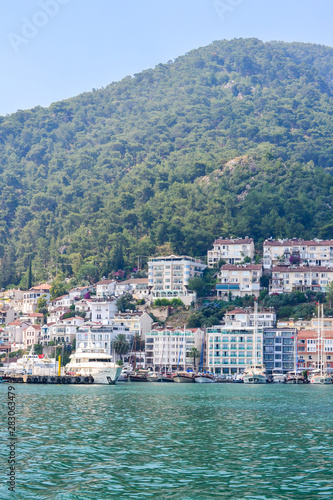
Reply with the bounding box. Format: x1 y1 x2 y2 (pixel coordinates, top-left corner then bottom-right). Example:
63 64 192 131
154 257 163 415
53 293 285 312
206 326 263 375
207 238 254 268
216 264 262 299
224 308 276 328
263 238 333 270
263 328 296 375
296 330 333 373
145 328 204 371
148 255 206 305
269 266 333 294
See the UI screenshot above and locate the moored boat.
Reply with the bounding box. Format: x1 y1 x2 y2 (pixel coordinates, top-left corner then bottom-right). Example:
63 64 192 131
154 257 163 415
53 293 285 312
285 371 305 384
308 369 331 384
243 301 267 384
128 369 149 382
147 372 162 382
172 372 195 383
272 369 286 383
65 333 122 384
194 373 216 383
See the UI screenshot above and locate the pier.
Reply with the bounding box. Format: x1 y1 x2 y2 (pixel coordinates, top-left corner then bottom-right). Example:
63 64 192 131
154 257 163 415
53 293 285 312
4 374 95 384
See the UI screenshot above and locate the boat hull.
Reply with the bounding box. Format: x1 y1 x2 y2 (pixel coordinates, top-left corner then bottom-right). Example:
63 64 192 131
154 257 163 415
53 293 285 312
173 375 194 383
194 376 215 383
129 375 148 382
160 376 174 383
309 376 331 384
243 374 266 384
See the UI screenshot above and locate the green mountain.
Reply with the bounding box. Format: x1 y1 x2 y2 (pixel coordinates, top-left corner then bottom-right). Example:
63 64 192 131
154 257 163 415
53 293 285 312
2 38 333 288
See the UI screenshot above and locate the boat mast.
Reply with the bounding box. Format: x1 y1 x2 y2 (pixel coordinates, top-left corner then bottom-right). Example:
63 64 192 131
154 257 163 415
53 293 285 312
253 299 258 368
183 325 186 371
320 304 325 376
317 303 320 374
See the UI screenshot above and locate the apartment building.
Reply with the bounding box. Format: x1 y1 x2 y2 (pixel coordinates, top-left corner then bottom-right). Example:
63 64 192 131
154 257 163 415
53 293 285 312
263 329 296 375
297 330 333 373
206 326 263 375
113 311 153 340
207 238 254 268
95 279 117 298
145 328 204 371
148 255 206 305
216 264 262 299
263 239 333 270
224 308 276 329
270 266 333 294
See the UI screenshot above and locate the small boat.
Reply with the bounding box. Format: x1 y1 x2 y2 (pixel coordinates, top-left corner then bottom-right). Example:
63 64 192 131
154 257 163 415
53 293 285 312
272 369 286 383
243 368 267 384
147 372 162 382
128 369 149 382
160 373 174 382
285 371 305 384
194 373 216 383
172 372 195 383
308 369 331 385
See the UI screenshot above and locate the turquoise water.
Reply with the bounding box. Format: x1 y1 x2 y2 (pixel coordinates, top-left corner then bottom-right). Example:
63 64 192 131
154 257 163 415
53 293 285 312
1 383 333 500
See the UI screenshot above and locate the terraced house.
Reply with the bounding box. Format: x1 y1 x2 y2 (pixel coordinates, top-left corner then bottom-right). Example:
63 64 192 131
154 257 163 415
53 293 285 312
207 238 254 268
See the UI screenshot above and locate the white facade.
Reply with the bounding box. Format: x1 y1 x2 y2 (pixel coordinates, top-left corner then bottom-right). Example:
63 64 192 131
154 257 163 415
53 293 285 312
224 308 276 329
216 264 262 299
207 238 254 268
148 255 206 303
207 326 263 375
263 239 333 270
96 280 117 298
22 285 51 314
270 266 333 294
89 300 118 325
76 322 132 356
49 294 74 311
0 306 18 325
145 328 204 371
68 286 94 300
22 324 41 347
115 279 149 299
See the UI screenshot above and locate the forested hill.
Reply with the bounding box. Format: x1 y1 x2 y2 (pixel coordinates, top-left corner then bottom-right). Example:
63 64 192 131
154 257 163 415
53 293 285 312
2 38 333 288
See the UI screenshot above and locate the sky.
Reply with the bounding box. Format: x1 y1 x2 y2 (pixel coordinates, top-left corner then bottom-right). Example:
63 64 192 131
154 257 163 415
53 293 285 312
1 0 333 116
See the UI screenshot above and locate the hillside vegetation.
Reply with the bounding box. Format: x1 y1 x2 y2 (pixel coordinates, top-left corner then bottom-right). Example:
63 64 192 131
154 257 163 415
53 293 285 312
2 38 333 287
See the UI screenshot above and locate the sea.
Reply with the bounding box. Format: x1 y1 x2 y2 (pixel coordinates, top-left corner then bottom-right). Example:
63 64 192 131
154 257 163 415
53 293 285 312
1 382 332 500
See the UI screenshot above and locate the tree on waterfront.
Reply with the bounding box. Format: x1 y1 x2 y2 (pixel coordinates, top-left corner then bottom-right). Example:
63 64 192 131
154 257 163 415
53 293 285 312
114 334 129 360
188 347 200 371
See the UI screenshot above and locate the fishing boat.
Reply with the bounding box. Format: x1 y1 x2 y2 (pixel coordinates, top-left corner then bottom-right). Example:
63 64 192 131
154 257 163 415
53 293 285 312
128 369 149 382
243 300 267 384
65 331 122 384
194 373 216 383
272 368 286 383
160 373 174 382
309 304 332 385
172 372 195 383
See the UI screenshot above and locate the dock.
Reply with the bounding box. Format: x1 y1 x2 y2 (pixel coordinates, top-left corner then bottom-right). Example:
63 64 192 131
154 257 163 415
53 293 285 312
3 374 95 384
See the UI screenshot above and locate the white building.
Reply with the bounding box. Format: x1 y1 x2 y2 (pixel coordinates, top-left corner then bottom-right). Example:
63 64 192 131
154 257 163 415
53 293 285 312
145 328 204 371
46 316 85 345
115 278 149 300
88 299 118 325
6 320 31 346
68 286 94 300
224 308 276 329
48 294 74 311
216 264 262 299
75 322 132 356
95 279 117 298
270 266 333 294
22 284 51 314
207 238 254 268
207 326 263 375
0 306 18 325
148 255 206 305
263 239 333 270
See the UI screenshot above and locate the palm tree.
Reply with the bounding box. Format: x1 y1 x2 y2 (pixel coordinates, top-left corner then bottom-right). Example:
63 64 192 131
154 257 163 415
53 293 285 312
113 334 129 360
188 347 200 371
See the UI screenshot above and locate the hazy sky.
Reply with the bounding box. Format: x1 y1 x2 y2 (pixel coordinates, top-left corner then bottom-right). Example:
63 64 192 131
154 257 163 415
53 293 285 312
1 0 332 116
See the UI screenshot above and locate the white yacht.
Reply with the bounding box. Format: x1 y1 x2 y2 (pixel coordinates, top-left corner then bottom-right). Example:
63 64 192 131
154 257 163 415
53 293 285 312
14 347 56 375
272 369 286 383
243 301 267 384
308 369 331 385
65 335 122 385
